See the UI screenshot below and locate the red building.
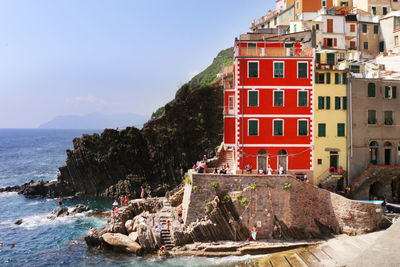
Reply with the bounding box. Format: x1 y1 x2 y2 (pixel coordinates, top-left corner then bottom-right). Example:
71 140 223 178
224 38 314 178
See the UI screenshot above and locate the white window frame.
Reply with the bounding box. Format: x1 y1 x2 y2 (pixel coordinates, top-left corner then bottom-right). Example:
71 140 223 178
273 61 285 78
248 90 259 107
273 119 284 136
228 95 234 114
297 61 309 78
322 0 326 7
298 90 309 107
248 61 259 78
248 119 259 136
297 119 309 136
273 90 285 107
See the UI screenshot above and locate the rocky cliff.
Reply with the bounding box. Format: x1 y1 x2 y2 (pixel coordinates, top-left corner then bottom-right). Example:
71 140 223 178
3 48 232 198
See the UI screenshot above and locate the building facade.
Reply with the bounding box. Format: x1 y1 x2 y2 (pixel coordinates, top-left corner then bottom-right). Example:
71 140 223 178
224 38 314 178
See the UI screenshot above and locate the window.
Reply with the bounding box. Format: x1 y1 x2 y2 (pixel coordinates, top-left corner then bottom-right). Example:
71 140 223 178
294 24 297 32
274 62 284 78
362 24 367 33
326 38 333 47
248 62 259 78
316 53 321 63
273 120 283 136
327 19 333 33
298 62 308 78
298 120 308 136
274 17 277 25
322 0 326 7
368 110 377 124
372 6 377 15
350 24 355 32
296 1 299 10
318 96 331 109
248 43 257 48
318 123 326 137
364 42 368 50
298 91 308 107
316 24 320 30
350 65 360 73
374 25 378 34
228 95 234 113
248 120 259 136
385 86 397 99
337 123 345 137
274 91 284 107
248 91 258 107
335 96 347 110
369 141 379 165
342 73 348 84
316 72 325 84
327 53 335 65
326 72 331 84
384 111 393 125
383 7 388 15
335 73 340 84
350 41 356 49
368 83 376 97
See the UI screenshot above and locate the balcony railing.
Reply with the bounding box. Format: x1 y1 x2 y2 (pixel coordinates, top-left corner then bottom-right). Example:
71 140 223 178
236 47 313 57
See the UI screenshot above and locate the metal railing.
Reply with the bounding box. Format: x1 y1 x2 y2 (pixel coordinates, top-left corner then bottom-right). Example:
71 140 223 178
237 47 313 57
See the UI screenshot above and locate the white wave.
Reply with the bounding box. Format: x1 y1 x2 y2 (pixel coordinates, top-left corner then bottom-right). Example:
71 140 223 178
0 192 18 198
157 254 265 266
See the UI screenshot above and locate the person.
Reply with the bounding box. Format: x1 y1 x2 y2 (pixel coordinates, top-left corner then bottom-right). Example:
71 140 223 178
120 195 125 207
147 190 152 199
88 227 96 235
198 161 206 173
11 243 15 248
219 165 226 174
112 199 118 210
165 190 170 202
166 220 170 231
158 246 166 256
258 168 264 175
278 166 284 175
267 165 272 175
203 154 208 164
113 207 120 219
140 186 145 199
246 164 252 174
57 196 63 206
226 164 231 175
125 195 129 206
177 205 183 217
251 225 258 241
214 168 218 174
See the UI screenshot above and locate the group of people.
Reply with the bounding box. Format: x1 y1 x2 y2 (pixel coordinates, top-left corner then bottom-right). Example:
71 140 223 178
140 186 152 199
214 164 231 174
0 242 15 248
246 164 285 175
193 155 208 173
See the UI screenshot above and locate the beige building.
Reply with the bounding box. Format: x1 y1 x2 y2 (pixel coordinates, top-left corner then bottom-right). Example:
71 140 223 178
359 14 380 58
251 5 295 33
353 0 391 16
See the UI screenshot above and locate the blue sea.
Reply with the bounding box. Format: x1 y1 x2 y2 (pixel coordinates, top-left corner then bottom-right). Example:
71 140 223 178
0 129 258 266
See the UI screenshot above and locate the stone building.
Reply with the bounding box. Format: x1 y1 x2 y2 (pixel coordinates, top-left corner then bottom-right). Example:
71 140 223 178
348 78 400 189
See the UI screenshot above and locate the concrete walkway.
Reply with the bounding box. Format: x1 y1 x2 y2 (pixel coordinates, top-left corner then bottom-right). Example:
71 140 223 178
255 221 400 266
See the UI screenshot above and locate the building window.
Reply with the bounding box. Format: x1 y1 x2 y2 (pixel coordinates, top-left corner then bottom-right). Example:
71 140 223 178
248 91 258 107
335 73 341 84
274 17 277 25
274 62 284 78
368 83 376 97
322 0 326 7
298 62 308 78
342 73 348 84
274 91 284 107
273 120 284 136
383 7 388 15
337 123 345 137
350 41 356 49
248 61 259 78
316 53 321 63
248 43 257 48
327 19 333 33
335 96 347 110
298 91 308 107
248 120 259 136
296 1 299 10
350 24 355 32
316 72 325 84
318 123 326 137
369 141 379 165
294 24 297 32
316 24 320 30
374 25 378 34
228 95 234 113
372 6 377 15
318 96 331 109
298 120 308 136
385 86 397 99
384 111 393 125
368 110 377 124
362 24 367 33
326 72 331 84
364 42 368 50
327 53 335 65
350 65 360 73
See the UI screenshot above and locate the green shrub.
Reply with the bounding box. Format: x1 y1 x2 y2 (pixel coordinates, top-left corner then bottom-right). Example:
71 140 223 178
205 200 212 207
210 181 220 191
193 185 201 192
283 182 292 190
235 194 242 202
184 173 192 185
223 195 230 202
239 197 249 206
250 183 258 190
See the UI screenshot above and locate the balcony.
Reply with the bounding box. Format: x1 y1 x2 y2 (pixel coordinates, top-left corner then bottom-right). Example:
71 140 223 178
236 47 313 58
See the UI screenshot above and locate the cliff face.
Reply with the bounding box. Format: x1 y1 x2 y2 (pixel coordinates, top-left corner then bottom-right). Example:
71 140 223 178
12 48 232 198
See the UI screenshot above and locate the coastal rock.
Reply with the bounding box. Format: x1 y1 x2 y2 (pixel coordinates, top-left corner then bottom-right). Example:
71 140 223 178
47 206 69 219
170 186 184 207
128 231 139 242
14 219 23 225
125 220 134 234
71 204 90 215
102 233 142 254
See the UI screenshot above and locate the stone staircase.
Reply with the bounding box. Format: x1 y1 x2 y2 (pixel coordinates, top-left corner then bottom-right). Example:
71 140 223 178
217 148 235 170
159 198 175 250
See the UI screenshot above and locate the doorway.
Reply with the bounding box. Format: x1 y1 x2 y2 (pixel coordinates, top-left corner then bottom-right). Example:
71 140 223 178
257 149 267 171
278 150 288 172
330 152 338 170
384 141 392 165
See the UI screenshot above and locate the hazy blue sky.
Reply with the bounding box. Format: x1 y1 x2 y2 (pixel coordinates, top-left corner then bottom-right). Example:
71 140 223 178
0 0 273 128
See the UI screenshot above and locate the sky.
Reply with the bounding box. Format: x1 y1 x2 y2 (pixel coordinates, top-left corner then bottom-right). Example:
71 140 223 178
0 0 274 128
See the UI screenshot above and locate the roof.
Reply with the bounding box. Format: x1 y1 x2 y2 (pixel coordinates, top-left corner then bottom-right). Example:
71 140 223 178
381 11 400 20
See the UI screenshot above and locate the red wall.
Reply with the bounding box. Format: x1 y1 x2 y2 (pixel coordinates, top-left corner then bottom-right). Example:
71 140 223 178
224 117 235 145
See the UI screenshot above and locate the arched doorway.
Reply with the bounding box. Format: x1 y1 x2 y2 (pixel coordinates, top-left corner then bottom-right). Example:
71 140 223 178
384 141 392 165
369 181 385 200
257 149 267 171
369 141 378 165
278 150 288 172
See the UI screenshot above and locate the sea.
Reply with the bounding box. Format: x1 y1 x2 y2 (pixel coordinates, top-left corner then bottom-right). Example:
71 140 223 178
0 129 260 266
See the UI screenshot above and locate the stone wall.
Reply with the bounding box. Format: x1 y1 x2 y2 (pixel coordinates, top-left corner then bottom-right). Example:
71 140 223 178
183 172 385 240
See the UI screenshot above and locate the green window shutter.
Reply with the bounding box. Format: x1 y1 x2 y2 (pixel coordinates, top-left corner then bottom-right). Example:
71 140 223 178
249 91 258 107
298 63 308 78
318 96 324 109
335 73 340 84
249 62 259 78
335 97 340 110
298 120 308 136
316 53 321 63
327 53 335 65
385 86 390 98
318 123 326 137
249 120 258 136
393 86 397 98
315 72 319 83
274 120 283 136
368 83 376 97
337 123 345 137
274 62 284 78
368 110 376 124
326 96 331 109
274 91 284 106
298 91 308 107
326 73 331 84
342 73 347 84
343 97 347 110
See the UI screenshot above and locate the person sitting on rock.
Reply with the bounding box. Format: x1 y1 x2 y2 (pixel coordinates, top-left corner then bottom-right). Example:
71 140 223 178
57 197 63 206
158 246 166 257
112 200 118 210
120 195 125 207
226 164 231 175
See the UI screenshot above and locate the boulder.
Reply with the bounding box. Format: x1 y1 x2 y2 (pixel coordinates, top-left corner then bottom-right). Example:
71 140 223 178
47 206 69 219
125 220 134 234
128 231 139 242
14 219 23 225
70 204 90 215
102 233 142 254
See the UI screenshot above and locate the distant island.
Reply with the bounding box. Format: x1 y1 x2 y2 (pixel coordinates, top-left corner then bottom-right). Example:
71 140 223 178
38 112 149 129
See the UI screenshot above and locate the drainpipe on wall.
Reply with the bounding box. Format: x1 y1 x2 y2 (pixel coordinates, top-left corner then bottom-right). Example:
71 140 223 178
347 73 352 187
241 57 245 174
